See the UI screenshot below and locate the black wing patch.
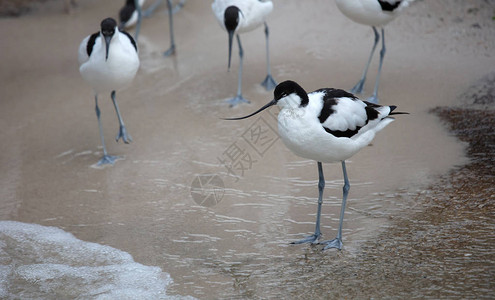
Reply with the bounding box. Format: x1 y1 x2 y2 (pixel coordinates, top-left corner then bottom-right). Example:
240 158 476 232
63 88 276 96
318 97 337 124
365 106 379 121
121 31 138 52
119 6 134 24
323 126 361 138
314 88 357 100
378 0 401 12
314 88 357 124
86 32 99 57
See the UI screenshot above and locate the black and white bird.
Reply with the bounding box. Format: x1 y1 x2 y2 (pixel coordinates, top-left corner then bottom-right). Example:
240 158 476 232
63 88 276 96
225 80 406 250
119 0 185 55
119 0 146 40
212 0 277 106
78 18 140 166
335 0 414 103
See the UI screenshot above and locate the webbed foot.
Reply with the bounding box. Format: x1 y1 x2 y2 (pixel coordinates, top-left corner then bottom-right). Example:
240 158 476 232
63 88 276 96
261 74 277 91
97 154 120 166
350 80 365 95
116 125 132 144
226 95 250 107
366 95 379 104
164 45 176 57
320 237 343 250
290 233 321 245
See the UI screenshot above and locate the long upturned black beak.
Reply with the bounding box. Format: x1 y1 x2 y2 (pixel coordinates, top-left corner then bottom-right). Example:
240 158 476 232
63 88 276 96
223 99 277 120
104 35 112 61
227 29 234 71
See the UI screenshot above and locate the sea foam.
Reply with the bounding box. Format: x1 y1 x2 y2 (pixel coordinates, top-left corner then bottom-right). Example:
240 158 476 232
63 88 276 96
0 221 190 299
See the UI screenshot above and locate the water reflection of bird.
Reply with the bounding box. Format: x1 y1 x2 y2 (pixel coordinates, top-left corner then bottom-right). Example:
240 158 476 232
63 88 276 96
78 18 140 165
225 80 407 250
212 0 277 107
119 0 186 56
335 0 414 103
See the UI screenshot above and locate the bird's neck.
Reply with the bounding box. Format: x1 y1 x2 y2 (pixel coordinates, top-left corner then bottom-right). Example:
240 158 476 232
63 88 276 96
278 94 305 110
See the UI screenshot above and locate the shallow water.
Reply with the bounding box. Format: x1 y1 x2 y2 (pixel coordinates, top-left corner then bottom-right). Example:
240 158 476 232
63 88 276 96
0 0 494 298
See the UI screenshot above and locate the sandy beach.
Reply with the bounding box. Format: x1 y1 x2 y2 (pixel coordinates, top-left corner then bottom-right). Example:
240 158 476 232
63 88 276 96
0 0 494 298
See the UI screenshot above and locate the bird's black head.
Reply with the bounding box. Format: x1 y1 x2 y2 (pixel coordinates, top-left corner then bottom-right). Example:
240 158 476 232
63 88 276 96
101 18 117 38
274 80 309 106
223 81 309 121
224 6 242 70
224 6 240 32
100 18 117 61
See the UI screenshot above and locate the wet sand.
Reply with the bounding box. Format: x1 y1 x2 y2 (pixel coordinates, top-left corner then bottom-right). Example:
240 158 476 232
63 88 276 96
0 0 494 298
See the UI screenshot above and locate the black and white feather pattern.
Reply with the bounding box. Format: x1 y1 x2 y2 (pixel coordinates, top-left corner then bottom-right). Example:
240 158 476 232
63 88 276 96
377 0 402 12
334 0 415 27
78 18 140 94
310 88 394 138
273 81 402 163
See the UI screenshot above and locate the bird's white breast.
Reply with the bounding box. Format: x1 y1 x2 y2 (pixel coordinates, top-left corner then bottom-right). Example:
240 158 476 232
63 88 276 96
124 13 139 28
335 0 402 27
79 32 139 94
78 35 91 65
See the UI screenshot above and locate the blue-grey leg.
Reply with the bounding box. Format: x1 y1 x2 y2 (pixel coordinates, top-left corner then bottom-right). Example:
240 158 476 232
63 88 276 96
163 0 176 56
351 26 380 95
367 27 386 104
143 0 185 17
143 0 162 17
291 162 325 245
227 35 249 107
95 95 119 165
111 91 132 144
260 22 277 91
320 161 350 250
134 0 142 41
